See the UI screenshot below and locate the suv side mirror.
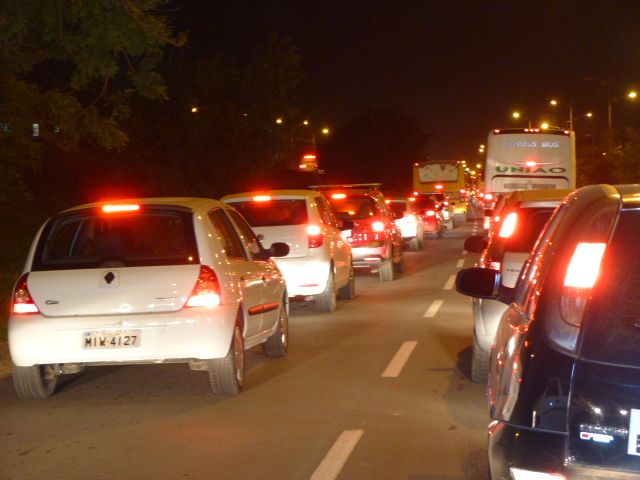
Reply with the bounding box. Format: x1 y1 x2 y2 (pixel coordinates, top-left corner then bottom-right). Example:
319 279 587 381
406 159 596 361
456 268 500 298
464 235 488 253
269 242 290 258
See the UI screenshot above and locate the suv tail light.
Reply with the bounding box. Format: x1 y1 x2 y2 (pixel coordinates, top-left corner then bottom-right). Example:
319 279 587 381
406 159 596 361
307 225 324 248
498 212 517 238
12 273 40 314
186 265 222 307
371 221 385 232
547 242 606 352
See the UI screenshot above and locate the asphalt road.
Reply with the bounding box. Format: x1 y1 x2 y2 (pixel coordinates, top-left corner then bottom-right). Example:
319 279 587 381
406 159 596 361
0 209 490 480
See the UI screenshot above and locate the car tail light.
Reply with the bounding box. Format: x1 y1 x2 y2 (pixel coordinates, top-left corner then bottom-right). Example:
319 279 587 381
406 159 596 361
372 221 385 232
186 265 222 307
252 195 271 202
489 261 501 271
498 212 517 238
425 210 435 217
12 273 40 314
547 242 606 352
561 243 606 326
102 204 140 213
485 193 493 201
307 225 324 248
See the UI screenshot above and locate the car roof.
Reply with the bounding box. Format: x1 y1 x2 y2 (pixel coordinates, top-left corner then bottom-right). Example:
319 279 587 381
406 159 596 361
60 197 224 214
504 188 574 209
221 189 321 202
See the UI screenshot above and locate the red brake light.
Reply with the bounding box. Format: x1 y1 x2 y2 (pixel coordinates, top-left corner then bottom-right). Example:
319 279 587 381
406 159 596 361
12 273 40 314
498 212 517 238
372 221 385 232
564 243 606 288
489 261 502 271
252 195 271 202
331 193 347 199
102 204 140 213
485 193 493 201
307 225 323 248
524 161 537 167
186 266 222 307
435 184 443 190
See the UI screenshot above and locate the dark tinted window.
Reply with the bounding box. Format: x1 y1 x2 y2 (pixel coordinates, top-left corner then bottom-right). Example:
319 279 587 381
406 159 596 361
33 206 198 271
388 201 407 214
326 195 377 220
414 197 437 211
209 208 248 260
580 209 640 366
229 199 308 226
498 207 556 253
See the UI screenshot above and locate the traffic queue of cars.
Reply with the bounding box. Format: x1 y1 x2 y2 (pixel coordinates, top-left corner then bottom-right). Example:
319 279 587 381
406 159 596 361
7 184 449 400
457 184 640 480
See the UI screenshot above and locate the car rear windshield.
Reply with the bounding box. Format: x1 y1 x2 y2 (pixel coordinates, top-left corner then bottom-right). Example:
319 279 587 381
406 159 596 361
326 195 377 220
413 197 436 210
580 209 640 366
500 207 556 253
229 199 308 226
32 205 198 271
388 202 407 214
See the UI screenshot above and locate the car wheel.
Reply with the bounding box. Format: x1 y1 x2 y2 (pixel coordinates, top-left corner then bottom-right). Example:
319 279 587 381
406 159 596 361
13 364 58 399
394 251 405 274
208 322 244 395
338 262 356 299
263 300 288 357
316 268 337 312
379 259 394 281
408 237 419 251
471 336 490 383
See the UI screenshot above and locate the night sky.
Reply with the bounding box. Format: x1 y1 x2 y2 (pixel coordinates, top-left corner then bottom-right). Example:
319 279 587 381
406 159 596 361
168 1 640 160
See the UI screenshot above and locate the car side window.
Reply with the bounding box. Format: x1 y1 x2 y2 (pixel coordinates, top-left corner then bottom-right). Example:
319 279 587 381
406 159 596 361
226 208 265 261
316 196 336 226
514 203 569 313
209 208 248 260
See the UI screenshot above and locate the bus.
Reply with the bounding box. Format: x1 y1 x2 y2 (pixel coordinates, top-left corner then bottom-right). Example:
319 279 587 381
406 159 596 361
412 159 470 223
484 127 576 199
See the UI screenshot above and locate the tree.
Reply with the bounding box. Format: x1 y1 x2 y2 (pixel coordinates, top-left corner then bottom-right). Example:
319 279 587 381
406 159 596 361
0 0 185 206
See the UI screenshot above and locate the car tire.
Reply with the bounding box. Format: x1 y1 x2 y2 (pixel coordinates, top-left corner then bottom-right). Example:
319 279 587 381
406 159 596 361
379 259 394 281
263 301 289 357
408 237 420 251
393 251 405 274
338 263 356 299
316 268 337 312
471 336 490 383
13 364 58 399
208 322 244 395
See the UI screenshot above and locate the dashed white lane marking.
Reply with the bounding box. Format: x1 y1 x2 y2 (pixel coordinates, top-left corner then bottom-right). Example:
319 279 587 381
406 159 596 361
381 341 418 378
444 274 456 290
456 259 465 268
310 429 364 480
423 300 444 318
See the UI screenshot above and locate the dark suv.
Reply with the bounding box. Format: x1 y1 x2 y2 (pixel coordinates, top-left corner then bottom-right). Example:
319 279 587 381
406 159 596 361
312 184 404 281
457 184 640 479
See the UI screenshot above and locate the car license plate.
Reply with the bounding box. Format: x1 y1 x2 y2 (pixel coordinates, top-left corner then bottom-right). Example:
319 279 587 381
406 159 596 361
82 330 141 349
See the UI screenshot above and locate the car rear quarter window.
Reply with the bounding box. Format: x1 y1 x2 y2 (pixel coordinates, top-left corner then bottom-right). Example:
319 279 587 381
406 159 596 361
580 209 640 366
327 195 377 220
33 206 198 271
209 208 248 260
230 199 308 226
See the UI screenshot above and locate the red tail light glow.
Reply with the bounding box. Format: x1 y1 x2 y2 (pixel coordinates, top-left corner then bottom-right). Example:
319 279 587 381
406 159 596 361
372 221 385 232
564 243 606 288
307 225 323 248
489 261 502 271
186 266 222 307
252 195 271 202
102 204 140 213
499 212 517 238
485 193 494 201
331 193 347 199
12 273 40 314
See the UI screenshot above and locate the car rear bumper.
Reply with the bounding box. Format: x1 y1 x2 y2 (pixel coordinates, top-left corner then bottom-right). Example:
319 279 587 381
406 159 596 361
8 305 239 366
350 245 389 267
274 255 331 296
